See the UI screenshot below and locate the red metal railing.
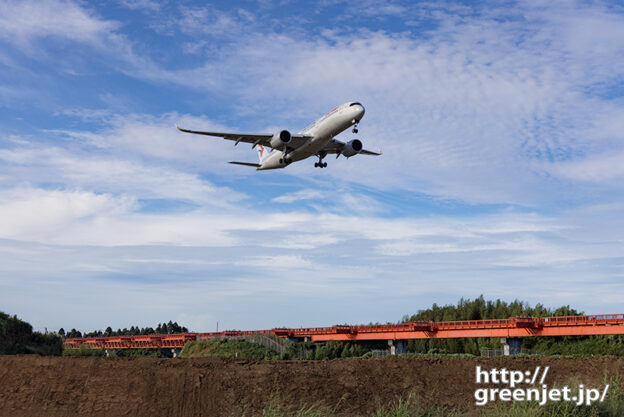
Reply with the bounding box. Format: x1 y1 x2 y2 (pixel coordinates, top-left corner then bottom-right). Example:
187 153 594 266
65 333 197 350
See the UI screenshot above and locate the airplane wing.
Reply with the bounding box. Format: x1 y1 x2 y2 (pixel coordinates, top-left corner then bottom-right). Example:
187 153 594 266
176 126 311 149
322 139 383 156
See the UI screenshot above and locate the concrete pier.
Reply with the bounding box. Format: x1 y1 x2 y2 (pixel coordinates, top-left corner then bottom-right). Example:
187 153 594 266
388 340 407 355
500 337 523 355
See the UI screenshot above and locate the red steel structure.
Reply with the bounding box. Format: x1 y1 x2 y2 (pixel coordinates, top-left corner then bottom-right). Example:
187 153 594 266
63 314 624 350
63 333 197 350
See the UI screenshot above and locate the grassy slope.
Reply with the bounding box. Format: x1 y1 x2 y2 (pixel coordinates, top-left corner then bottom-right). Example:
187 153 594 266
260 378 624 416
180 339 277 359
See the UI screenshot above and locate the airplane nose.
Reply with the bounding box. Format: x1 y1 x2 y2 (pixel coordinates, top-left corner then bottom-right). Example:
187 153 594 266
356 104 365 120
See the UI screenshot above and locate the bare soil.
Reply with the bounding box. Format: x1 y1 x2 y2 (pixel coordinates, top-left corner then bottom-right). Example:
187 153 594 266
1 355 623 416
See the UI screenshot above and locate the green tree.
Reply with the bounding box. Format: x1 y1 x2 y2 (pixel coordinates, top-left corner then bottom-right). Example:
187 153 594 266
402 297 584 354
0 312 61 355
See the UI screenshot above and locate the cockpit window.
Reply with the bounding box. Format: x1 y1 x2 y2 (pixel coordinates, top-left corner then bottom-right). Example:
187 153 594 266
350 102 362 107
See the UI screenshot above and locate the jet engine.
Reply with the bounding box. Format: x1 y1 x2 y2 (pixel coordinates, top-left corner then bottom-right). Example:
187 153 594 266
270 130 292 149
341 139 363 157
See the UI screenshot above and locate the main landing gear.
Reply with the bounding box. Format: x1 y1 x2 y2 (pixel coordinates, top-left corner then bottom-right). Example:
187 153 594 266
314 152 327 168
279 154 292 164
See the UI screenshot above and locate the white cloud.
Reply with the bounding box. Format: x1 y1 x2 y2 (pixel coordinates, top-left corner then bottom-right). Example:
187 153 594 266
0 0 117 47
0 113 255 208
0 188 136 241
3 1 622 207
0 0 178 88
240 255 315 269
141 2 624 205
272 189 324 203
117 0 161 12
0 145 241 206
2 200 623 331
263 233 341 250
547 145 624 183
174 6 255 37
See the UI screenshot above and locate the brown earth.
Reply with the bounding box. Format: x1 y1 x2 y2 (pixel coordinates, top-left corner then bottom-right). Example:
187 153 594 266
0 355 622 416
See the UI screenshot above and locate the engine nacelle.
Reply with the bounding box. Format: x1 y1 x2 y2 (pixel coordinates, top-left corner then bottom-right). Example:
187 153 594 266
341 139 363 157
270 130 292 149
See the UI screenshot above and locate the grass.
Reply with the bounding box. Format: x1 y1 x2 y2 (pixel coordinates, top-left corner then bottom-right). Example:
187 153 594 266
242 377 624 417
62 345 105 356
257 395 459 417
180 339 277 359
479 377 624 417
62 346 159 357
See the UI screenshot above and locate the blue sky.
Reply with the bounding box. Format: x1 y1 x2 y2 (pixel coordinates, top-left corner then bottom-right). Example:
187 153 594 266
1 0 624 333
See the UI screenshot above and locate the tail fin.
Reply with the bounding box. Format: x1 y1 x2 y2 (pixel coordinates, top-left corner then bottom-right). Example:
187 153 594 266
257 145 269 163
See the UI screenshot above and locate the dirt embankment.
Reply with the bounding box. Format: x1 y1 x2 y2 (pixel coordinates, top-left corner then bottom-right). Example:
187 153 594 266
1 355 622 416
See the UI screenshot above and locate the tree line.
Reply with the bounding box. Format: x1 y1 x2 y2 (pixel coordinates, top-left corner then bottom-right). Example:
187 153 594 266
59 321 189 339
403 295 581 323
6 297 624 358
399 295 624 356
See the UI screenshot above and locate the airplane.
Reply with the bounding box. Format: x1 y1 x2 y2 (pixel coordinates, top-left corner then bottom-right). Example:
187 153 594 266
176 101 381 170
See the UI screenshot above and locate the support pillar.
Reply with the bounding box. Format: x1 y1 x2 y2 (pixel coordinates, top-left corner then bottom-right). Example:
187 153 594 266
105 349 117 357
388 340 407 355
500 337 523 355
158 348 172 358
171 348 182 358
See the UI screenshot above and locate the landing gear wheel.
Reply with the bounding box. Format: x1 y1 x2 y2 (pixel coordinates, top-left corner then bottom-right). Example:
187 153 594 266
315 152 328 168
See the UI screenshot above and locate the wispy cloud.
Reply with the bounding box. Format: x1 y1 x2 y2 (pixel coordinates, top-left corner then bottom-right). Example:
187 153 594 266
549 150 624 182
0 188 136 241
140 2 624 205
174 6 255 37
272 189 324 203
2 200 623 330
0 144 243 207
0 0 117 48
117 0 162 12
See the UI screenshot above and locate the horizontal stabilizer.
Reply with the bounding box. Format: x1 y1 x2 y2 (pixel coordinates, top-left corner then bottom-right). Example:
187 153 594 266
228 161 261 167
361 149 383 156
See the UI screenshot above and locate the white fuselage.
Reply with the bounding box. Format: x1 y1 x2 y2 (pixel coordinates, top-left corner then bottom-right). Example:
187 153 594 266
258 102 365 170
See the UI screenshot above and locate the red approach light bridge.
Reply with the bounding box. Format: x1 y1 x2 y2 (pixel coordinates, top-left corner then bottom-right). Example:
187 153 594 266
63 314 624 355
